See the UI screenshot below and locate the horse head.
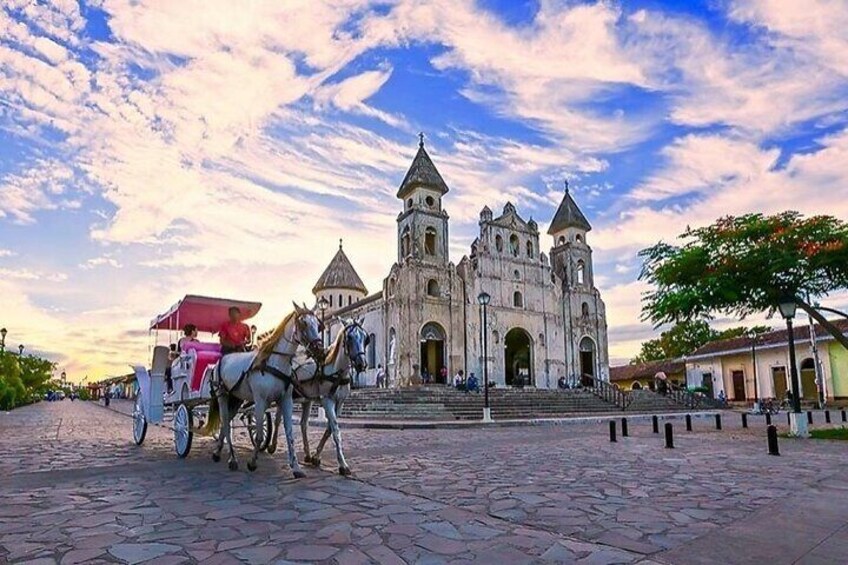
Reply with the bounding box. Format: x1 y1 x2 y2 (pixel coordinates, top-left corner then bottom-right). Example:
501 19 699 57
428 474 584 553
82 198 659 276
292 301 324 361
342 317 369 374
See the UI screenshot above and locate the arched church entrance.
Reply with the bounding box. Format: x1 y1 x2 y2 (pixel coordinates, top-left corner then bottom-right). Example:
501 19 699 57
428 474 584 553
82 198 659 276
505 328 532 387
579 337 596 380
420 322 446 384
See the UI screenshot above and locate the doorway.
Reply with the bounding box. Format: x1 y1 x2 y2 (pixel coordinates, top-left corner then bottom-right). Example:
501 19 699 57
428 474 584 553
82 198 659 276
800 358 818 400
419 322 446 384
771 366 787 400
505 328 532 387
731 370 746 400
702 372 714 398
579 337 595 381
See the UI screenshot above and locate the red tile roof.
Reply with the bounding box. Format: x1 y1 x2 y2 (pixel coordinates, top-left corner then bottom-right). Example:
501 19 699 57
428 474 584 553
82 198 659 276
690 319 848 358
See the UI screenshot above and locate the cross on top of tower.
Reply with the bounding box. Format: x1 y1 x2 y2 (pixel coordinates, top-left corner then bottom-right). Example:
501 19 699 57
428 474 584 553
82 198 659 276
418 132 425 148
564 179 569 195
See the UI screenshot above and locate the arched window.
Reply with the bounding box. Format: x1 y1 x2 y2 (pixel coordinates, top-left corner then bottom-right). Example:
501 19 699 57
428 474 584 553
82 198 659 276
581 302 589 317
388 278 396 297
425 195 435 207
513 269 520 280
424 227 437 256
329 294 333 307
495 234 503 253
557 236 566 246
526 241 533 258
576 234 583 243
338 294 343 306
401 227 411 257
509 234 520 257
367 333 377 367
576 261 585 285
513 291 523 308
427 279 440 297
348 295 352 306
406 198 413 209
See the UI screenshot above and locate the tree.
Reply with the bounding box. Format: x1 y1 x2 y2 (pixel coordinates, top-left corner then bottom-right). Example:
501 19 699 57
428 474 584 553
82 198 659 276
632 321 772 363
0 351 56 410
639 212 848 325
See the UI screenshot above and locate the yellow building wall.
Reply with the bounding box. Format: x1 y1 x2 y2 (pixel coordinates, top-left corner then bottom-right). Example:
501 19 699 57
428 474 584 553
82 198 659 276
827 344 848 399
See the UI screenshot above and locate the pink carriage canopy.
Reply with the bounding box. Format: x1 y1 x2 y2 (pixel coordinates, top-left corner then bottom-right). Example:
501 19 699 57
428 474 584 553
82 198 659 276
150 294 262 334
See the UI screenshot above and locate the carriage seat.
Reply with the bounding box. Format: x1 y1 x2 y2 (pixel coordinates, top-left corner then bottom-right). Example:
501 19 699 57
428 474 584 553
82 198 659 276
183 342 222 391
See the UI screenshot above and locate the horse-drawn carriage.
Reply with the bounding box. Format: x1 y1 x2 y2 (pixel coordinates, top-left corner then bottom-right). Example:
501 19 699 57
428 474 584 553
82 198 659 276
131 294 272 458
131 294 370 476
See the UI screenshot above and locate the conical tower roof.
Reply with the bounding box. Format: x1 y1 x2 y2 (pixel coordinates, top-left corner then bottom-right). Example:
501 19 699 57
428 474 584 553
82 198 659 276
312 240 367 294
547 188 591 234
396 136 449 199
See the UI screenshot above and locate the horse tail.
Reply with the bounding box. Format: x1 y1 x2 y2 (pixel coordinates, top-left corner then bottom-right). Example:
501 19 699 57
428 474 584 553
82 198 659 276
202 397 220 436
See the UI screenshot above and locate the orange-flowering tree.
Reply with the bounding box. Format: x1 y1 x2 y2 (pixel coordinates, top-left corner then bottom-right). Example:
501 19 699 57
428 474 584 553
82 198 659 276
639 212 848 325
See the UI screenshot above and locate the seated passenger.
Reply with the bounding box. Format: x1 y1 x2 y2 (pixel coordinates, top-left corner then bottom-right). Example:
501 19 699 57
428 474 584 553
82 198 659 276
219 307 251 355
177 323 198 351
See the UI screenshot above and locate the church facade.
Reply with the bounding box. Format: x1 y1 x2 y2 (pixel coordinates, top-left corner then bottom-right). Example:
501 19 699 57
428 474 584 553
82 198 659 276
313 139 609 388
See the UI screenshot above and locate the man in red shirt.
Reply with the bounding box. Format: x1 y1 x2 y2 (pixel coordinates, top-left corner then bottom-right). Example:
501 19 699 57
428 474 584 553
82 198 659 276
219 307 251 355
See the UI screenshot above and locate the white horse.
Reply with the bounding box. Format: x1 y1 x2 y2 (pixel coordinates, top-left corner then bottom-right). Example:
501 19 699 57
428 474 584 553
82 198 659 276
203 303 323 476
296 318 369 476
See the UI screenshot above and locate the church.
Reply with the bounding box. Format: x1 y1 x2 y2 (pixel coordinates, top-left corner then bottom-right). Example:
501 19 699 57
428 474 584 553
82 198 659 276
313 138 610 388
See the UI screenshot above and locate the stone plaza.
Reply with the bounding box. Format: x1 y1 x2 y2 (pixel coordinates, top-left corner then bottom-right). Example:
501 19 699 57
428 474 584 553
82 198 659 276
1 400 847 564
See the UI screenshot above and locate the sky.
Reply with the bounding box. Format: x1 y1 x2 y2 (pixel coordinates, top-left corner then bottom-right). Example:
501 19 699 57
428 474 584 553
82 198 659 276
2 0 848 382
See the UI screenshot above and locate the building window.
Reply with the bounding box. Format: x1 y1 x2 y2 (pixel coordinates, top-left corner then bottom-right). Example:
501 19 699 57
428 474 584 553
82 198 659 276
526 241 533 258
407 198 413 209
581 302 589 317
558 236 566 245
424 227 437 256
427 279 440 297
576 260 585 285
513 291 523 308
329 295 333 307
425 195 435 207
509 234 519 257
388 278 396 297
495 234 503 253
338 294 343 306
576 234 583 243
401 227 411 257
513 269 520 280
348 295 352 306
367 333 377 367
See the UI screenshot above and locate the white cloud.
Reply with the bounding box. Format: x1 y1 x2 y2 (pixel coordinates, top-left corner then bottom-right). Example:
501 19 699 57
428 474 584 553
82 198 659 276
0 267 67 282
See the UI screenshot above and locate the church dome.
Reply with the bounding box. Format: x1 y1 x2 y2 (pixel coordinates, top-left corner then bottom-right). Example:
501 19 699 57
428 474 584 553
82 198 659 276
312 240 367 295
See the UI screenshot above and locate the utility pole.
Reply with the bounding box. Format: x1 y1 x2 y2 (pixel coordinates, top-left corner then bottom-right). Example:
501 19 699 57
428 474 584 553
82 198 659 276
808 306 825 409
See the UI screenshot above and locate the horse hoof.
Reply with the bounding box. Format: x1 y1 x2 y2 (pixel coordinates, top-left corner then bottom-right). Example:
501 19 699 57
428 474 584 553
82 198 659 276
247 461 257 472
228 461 239 471
293 469 307 479
339 466 352 476
267 444 277 455
212 452 221 463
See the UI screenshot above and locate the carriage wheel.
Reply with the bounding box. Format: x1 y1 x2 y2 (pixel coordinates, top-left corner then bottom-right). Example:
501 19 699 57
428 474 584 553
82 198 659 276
132 395 147 446
247 411 273 452
174 404 194 458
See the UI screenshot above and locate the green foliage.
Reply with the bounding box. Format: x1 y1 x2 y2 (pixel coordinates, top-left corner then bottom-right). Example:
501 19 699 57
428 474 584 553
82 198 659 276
809 427 848 440
0 350 56 410
639 212 848 325
632 320 772 363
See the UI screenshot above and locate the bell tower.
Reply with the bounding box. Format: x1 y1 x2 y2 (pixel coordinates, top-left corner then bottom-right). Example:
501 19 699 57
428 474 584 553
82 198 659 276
396 134 450 265
548 184 593 287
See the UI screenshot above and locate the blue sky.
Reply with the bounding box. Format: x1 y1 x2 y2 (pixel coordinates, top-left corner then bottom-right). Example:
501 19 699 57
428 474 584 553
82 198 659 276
2 0 848 380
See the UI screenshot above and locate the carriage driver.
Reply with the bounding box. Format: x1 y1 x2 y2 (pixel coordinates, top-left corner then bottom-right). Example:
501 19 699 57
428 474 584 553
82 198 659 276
219 306 251 355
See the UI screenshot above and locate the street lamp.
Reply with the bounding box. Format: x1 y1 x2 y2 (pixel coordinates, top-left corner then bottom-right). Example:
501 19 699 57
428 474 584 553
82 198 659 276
0 327 6 352
18 344 24 356
477 291 492 422
778 296 805 436
61 371 67 387
317 296 329 347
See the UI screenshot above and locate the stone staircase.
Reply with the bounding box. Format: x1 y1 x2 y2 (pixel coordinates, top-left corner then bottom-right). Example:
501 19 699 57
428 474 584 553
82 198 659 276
319 386 623 421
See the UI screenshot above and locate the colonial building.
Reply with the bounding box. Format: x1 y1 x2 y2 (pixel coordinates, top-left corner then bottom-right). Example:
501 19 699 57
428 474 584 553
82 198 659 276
314 139 610 388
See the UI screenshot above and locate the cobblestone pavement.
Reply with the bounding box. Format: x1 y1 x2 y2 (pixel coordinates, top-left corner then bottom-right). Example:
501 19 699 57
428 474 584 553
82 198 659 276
1 401 847 564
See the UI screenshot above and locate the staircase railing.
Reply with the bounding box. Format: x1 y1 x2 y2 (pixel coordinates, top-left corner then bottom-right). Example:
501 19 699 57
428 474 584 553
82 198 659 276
586 376 631 410
666 384 722 410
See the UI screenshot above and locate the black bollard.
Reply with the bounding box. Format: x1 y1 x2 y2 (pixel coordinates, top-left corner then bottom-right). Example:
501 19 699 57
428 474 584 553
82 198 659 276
621 417 629 437
741 413 748 429
715 413 722 430
787 411 791 425
609 420 617 443
665 423 674 449
767 425 780 456
685 414 692 432
765 413 772 426
807 411 813 425
842 410 847 422
652 415 659 434
825 410 831 424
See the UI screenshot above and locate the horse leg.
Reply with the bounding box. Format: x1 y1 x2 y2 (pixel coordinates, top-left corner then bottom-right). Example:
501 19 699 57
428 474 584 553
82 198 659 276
323 397 350 475
247 396 267 472
267 401 282 455
301 400 313 464
312 426 331 467
223 396 240 471
282 385 306 478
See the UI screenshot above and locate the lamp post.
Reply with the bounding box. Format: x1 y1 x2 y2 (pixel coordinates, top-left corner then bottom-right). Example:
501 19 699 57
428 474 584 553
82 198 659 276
748 330 760 412
778 296 806 436
0 327 6 353
18 344 24 356
477 291 492 422
317 296 329 347
61 371 67 388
